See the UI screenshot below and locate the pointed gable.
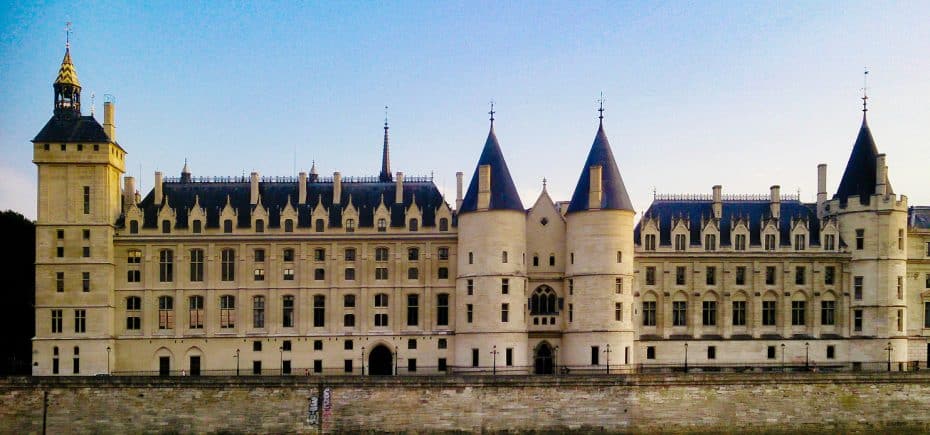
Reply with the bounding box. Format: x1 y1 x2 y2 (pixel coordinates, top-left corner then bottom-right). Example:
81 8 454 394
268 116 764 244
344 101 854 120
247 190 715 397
834 115 890 205
459 124 523 213
567 122 634 213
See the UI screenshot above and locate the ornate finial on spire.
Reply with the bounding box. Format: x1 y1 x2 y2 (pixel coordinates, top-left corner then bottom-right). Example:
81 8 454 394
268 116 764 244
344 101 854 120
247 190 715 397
380 106 393 182
65 21 72 49
861 68 869 113
488 100 496 125
597 92 606 123
542 177 547 190
384 105 389 128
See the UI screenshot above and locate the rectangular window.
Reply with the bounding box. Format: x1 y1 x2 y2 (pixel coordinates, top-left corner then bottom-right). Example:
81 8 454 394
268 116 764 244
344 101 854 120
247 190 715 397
856 229 865 250
826 345 835 359
646 346 656 359
897 276 904 300
502 278 509 294
83 186 90 214
645 234 656 251
765 234 776 251
765 266 776 285
615 277 623 294
159 250 174 282
791 301 806 326
344 360 353 373
706 267 716 286
672 301 687 326
898 229 904 251
407 294 419 326
767 346 776 359
645 267 656 285
253 361 262 375
821 301 836 326
344 268 355 281
569 303 573 322
467 279 474 295
675 234 686 251
314 340 323 351
126 297 141 330
221 249 236 281
158 296 174 329
617 251 622 263
82 246 90 257
74 309 86 333
676 266 686 285
704 234 716 251
707 346 716 360
794 234 806 251
824 266 835 286
253 268 265 281
282 296 294 328
466 304 473 323
502 303 509 322
314 268 325 280
314 248 326 262
471 348 479 367
591 346 600 365
438 338 447 349
189 249 204 282
344 248 356 261
854 309 863 332
735 234 747 251
438 358 447 372
824 234 835 251
438 267 449 279
51 309 63 333
254 249 265 262
189 296 204 329
438 247 449 260
569 279 573 295
313 295 325 327
375 267 388 280
795 266 805 285
407 358 417 372
897 309 904 332
437 294 449 326
925 302 930 329
220 295 236 329
614 302 622 321
506 348 513 366
642 301 656 326
702 301 717 326
407 339 416 350
283 248 295 262
284 268 295 281
762 301 777 326
732 301 746 326
344 313 355 327
56 246 63 258
854 276 863 300
56 272 64 292
735 266 746 286
81 272 90 292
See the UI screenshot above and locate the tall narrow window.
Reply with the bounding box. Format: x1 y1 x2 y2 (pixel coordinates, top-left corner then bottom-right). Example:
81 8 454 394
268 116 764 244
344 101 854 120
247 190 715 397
821 301 835 326
158 296 174 330
645 267 656 285
704 234 716 251
81 272 90 292
824 266 835 286
795 266 806 285
675 234 686 251
854 276 863 300
614 302 622 321
824 234 835 250
437 293 449 326
672 301 687 326
189 249 204 282
765 234 776 251
409 219 418 231
407 294 419 326
502 278 510 294
642 301 656 326
192 220 202 233
282 295 294 327
73 347 80 374
220 295 236 329
315 219 325 232
189 296 204 329
762 301 777 326
162 220 171 234
377 218 387 232
897 276 904 300
706 267 716 286
466 304 473 323
676 266 686 285
791 300 806 326
284 219 294 232
898 229 904 251
735 234 747 251
51 309 63 333
74 309 86 333
313 295 325 327
854 309 863 332
765 266 776 285
502 251 508 263
644 234 656 251
83 186 90 214
439 218 449 231
502 303 510 322
615 277 623 294
794 234 806 251
159 249 174 282
126 297 141 330
221 248 236 281
732 301 746 326
735 266 746 286
253 296 265 328
702 301 717 326
224 219 233 233
856 229 865 250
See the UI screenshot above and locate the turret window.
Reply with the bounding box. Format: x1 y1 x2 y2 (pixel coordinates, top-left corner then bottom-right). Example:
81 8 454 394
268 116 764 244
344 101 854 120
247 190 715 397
617 251 622 263
898 229 904 250
549 255 555 266
502 251 508 263
856 229 864 250
83 186 90 214
533 255 539 267
468 252 474 264
854 276 863 300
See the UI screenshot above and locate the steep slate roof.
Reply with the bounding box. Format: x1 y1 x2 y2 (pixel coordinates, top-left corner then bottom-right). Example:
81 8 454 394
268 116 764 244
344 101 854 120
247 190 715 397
33 116 110 143
634 199 821 247
459 124 524 213
910 207 930 230
134 178 453 230
567 121 634 213
834 115 892 205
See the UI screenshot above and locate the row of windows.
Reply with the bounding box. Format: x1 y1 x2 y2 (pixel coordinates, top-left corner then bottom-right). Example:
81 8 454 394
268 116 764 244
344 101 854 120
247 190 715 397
131 217 451 234
53 271 93 293
48 345 82 375
642 265 839 287
467 250 624 265
644 233 836 252
119 293 452 331
642 344 839 361
641 300 838 327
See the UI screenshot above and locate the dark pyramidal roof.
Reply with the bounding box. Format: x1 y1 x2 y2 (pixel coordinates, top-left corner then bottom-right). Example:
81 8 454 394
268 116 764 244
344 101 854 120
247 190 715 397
834 114 892 205
33 116 110 143
459 124 524 213
567 121 634 213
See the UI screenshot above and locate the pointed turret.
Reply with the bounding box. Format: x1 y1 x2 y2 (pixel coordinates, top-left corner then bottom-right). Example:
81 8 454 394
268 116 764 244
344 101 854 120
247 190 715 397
834 113 892 205
180 159 192 183
566 116 634 213
53 45 82 119
379 107 393 182
459 115 523 213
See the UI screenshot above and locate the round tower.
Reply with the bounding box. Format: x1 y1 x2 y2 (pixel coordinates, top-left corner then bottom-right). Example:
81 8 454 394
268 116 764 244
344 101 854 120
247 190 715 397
830 105 909 369
562 112 636 372
455 113 529 373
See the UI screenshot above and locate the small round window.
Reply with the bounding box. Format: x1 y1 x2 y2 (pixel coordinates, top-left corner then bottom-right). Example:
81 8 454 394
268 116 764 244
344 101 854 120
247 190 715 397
540 217 549 226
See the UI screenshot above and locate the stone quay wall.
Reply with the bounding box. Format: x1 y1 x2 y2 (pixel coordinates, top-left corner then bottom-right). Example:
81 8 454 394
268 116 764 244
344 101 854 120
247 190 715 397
3 373 930 433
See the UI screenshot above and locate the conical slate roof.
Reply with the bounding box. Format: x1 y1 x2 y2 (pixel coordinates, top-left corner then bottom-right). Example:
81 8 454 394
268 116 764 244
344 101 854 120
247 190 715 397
834 115 891 205
459 124 524 213
55 48 81 88
567 121 634 213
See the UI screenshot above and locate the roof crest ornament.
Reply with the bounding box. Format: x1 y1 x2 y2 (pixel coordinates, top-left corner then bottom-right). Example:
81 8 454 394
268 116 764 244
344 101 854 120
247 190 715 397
65 21 72 50
597 92 605 124
861 68 869 113
488 100 495 126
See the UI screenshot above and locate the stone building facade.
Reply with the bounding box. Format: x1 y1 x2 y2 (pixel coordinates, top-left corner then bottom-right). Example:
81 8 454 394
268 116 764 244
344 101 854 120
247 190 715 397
31 45 930 376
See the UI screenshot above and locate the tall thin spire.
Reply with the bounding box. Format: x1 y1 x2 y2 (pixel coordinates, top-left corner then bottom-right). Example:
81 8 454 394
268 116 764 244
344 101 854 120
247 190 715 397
861 68 870 115
379 105 392 182
65 21 72 50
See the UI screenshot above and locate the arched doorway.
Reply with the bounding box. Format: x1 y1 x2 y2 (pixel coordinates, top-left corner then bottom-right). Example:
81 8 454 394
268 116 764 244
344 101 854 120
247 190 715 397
534 342 554 375
368 345 393 376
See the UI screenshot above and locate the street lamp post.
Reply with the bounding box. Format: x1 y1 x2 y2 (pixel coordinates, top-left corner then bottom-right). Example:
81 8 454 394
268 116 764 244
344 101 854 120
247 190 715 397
234 349 240 376
805 342 810 369
491 346 499 376
781 343 786 371
604 344 611 374
361 347 366 376
885 342 893 372
684 342 689 373
106 346 111 375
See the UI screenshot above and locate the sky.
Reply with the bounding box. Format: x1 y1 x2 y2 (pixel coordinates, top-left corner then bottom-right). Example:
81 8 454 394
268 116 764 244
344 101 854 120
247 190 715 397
2 1 929 220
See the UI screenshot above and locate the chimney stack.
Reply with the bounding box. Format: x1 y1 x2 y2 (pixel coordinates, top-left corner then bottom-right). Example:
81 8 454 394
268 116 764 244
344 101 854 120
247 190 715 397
154 172 163 205
477 165 491 210
712 185 722 219
770 185 781 219
395 172 404 205
298 172 307 205
816 164 828 217
333 172 342 205
103 101 116 142
250 172 260 205
455 171 464 211
588 165 603 209
875 154 888 196
123 176 136 213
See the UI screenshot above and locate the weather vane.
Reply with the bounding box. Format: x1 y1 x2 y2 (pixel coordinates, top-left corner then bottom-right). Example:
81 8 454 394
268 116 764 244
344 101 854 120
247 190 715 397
488 100 495 124
862 68 869 112
384 105 389 127
65 21 72 49
597 92 606 121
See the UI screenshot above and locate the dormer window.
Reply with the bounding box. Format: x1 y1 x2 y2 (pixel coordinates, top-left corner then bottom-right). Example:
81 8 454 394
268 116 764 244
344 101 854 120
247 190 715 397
794 234 806 251
644 234 656 251
223 219 233 233
161 220 171 234
192 220 202 234
345 219 355 233
764 234 776 251
734 234 747 251
704 234 717 251
824 234 835 250
377 218 387 232
409 219 418 232
674 234 686 251
130 220 139 234
439 218 449 232
284 219 293 233
255 219 264 233
315 219 325 233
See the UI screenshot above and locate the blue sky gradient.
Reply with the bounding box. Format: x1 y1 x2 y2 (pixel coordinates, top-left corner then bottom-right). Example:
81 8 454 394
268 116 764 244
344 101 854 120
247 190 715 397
2 1 929 219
